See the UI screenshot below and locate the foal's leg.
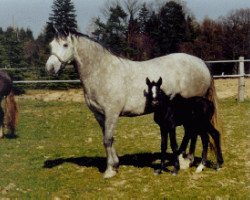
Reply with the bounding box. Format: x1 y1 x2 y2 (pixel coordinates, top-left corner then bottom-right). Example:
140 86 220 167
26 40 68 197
0 104 4 138
178 129 194 169
95 112 119 178
188 134 198 165
169 128 180 175
208 123 224 170
155 125 168 175
196 133 209 173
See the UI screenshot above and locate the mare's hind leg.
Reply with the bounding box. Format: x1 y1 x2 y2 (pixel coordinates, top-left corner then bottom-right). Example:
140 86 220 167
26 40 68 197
196 133 209 173
208 123 224 170
94 112 119 178
0 105 4 138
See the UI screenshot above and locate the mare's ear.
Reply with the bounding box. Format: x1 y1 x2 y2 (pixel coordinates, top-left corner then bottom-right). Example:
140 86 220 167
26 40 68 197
157 77 162 86
146 77 151 86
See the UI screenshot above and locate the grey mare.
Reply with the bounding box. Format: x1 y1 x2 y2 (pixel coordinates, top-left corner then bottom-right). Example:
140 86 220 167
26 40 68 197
45 31 217 178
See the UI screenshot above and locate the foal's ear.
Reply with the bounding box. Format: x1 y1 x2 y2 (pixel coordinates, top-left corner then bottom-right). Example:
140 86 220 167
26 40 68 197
157 77 162 86
146 77 151 86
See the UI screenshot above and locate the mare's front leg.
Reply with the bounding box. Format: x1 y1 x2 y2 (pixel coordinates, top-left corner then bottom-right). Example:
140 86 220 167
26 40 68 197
95 112 119 178
196 133 209 173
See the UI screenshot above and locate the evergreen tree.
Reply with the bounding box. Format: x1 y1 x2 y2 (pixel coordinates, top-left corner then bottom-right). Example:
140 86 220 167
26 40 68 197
46 0 78 41
93 5 128 55
157 1 187 55
138 3 150 34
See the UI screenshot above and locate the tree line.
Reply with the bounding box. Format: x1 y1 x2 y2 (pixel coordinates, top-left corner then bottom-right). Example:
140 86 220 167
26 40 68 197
92 1 250 74
0 0 249 89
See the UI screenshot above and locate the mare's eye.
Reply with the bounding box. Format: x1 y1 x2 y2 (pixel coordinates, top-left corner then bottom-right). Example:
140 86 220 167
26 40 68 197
63 43 68 48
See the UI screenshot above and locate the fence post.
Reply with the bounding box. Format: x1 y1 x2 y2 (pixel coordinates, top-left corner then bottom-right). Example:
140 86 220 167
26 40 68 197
238 56 245 102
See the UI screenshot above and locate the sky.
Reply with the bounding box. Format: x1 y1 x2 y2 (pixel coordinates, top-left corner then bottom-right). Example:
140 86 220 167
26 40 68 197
0 0 249 38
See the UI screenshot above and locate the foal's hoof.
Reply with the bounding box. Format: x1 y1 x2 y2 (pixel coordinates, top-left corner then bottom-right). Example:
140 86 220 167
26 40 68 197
215 163 222 171
154 169 162 175
171 169 178 176
103 168 117 179
171 171 177 176
195 163 205 173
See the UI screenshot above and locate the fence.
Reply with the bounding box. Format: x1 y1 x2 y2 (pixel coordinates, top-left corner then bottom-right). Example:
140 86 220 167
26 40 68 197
206 57 250 102
1 57 249 102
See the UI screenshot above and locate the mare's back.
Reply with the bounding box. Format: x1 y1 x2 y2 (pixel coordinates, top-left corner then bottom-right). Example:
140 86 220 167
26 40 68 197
0 71 12 97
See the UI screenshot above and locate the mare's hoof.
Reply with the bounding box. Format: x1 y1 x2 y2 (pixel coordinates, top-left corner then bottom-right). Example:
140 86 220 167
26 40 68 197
103 168 117 179
195 163 205 173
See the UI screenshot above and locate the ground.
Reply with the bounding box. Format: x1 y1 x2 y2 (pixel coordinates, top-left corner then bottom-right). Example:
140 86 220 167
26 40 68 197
0 78 248 198
17 78 250 102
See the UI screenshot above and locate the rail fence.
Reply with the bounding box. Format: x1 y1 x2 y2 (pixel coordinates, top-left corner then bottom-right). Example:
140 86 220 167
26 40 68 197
206 57 250 102
1 57 250 102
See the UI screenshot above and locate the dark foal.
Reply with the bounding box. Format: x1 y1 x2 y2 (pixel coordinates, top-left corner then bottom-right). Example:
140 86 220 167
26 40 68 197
146 77 223 175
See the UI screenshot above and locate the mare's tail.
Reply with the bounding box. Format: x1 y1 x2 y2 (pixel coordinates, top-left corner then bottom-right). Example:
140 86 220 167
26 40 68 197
206 78 224 153
5 90 18 135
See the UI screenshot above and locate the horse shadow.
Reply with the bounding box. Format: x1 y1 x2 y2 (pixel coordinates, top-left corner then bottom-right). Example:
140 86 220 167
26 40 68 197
43 152 213 173
3 132 18 139
44 152 170 173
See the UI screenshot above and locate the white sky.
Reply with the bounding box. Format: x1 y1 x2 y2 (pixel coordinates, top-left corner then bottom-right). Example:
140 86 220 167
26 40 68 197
0 0 249 38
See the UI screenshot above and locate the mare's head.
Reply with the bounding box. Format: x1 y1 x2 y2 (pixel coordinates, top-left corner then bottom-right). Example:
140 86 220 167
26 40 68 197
146 77 163 107
46 30 75 75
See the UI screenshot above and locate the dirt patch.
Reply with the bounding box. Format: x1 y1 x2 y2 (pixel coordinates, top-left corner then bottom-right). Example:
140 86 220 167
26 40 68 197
17 89 84 102
17 78 250 102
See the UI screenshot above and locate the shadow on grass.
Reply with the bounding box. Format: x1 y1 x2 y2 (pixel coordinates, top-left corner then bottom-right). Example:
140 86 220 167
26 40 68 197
3 132 18 139
43 152 194 173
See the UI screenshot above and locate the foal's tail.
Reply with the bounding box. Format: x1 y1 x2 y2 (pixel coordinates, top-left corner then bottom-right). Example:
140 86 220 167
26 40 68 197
5 90 18 135
206 78 224 153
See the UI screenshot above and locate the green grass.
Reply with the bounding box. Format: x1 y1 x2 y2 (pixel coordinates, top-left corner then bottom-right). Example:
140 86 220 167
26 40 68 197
0 98 249 199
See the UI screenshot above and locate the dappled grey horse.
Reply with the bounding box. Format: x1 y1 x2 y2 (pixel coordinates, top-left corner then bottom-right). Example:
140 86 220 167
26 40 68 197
0 71 18 138
45 31 218 178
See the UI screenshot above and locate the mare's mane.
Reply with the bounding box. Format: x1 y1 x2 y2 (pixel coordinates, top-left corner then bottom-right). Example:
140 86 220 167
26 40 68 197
54 30 127 59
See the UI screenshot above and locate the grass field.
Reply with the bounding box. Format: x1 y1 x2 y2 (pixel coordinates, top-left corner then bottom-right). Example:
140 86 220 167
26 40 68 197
0 96 249 199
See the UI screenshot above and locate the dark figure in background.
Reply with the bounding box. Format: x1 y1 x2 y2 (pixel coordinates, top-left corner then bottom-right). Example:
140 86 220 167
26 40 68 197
0 71 18 138
146 77 223 175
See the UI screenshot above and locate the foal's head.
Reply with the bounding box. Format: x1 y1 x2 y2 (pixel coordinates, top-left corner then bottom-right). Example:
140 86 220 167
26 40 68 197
146 77 163 107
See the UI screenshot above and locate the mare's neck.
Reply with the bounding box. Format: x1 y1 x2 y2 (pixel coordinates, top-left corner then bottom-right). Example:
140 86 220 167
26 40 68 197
73 37 117 78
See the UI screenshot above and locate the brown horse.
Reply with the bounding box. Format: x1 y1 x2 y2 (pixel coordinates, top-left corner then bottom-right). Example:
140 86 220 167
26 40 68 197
0 71 18 138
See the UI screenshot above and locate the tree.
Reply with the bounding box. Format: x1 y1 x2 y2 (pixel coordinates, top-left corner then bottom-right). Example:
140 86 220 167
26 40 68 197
156 1 187 55
221 8 250 60
93 5 128 55
138 3 150 34
46 0 78 41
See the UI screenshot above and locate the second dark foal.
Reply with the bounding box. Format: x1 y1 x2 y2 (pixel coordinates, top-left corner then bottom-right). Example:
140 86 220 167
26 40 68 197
146 77 223 175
